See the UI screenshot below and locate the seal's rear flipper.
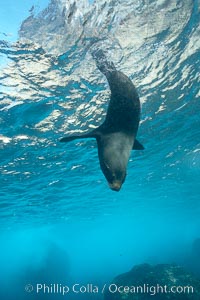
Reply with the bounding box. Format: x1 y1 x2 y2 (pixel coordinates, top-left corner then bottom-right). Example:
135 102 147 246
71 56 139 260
60 131 98 143
91 49 116 76
132 139 144 150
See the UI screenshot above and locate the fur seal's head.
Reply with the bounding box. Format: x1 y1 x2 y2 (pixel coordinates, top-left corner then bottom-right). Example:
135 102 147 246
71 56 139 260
97 133 132 191
101 161 126 192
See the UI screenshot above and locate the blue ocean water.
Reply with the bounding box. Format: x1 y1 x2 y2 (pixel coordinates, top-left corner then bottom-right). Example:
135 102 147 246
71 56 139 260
0 0 200 299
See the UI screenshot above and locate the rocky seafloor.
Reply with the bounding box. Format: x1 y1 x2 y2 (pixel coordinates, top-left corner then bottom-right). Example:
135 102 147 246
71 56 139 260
104 264 200 300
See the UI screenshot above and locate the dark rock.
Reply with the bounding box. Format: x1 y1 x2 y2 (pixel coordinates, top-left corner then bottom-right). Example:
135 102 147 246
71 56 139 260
104 264 200 300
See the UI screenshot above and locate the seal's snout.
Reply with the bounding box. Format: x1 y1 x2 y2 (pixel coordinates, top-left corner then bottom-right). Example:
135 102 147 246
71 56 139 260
109 181 122 192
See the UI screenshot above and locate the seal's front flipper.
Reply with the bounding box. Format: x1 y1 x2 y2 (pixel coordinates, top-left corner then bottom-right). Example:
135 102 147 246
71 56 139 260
60 131 98 143
60 135 85 143
132 139 144 150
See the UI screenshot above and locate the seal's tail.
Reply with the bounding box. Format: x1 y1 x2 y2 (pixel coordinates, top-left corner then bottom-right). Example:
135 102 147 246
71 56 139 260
91 49 116 76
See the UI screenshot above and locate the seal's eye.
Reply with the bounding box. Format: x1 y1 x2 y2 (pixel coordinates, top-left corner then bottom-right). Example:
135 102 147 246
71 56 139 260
104 163 111 171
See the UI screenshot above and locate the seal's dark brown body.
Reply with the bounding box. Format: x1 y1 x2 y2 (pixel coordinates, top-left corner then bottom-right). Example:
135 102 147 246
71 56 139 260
60 51 144 191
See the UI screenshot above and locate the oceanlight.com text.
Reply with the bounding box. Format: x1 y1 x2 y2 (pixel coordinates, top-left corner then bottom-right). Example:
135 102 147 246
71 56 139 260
108 283 194 296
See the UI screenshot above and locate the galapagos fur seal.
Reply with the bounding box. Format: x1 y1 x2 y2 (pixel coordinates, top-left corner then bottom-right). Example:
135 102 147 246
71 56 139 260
60 50 144 191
